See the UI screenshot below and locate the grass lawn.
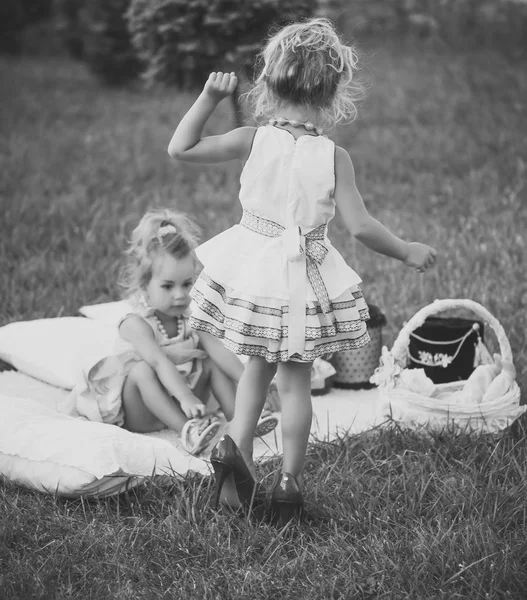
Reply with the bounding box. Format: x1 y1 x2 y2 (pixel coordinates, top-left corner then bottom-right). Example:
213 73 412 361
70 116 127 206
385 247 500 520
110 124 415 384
1 35 526 599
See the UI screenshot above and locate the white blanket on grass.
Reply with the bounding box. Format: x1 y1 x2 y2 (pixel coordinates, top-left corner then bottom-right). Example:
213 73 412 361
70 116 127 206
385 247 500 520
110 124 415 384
0 302 388 498
0 370 386 466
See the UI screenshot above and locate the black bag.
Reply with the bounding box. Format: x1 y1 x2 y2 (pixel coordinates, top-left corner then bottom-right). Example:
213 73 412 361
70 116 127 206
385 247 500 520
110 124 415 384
408 316 484 384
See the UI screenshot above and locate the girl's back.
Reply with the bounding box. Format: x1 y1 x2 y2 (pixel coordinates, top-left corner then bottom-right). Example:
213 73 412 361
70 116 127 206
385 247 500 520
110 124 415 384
240 125 336 230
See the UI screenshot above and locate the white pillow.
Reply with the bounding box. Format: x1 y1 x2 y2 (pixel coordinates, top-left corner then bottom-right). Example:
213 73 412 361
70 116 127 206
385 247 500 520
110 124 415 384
0 317 117 389
79 299 135 325
0 394 209 497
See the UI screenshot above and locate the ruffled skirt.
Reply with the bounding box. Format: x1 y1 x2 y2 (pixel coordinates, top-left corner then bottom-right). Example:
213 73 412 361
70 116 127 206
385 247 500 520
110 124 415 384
189 272 370 363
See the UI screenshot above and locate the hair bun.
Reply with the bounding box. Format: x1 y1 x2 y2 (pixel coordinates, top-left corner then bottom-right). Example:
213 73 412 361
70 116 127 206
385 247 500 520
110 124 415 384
158 223 178 237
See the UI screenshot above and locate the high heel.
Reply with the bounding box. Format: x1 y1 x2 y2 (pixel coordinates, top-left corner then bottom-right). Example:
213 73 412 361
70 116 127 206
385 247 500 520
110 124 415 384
210 435 256 510
271 472 303 527
211 460 231 510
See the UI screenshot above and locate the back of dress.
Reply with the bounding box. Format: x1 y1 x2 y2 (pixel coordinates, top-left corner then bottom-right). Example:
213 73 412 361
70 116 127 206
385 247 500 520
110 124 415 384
190 123 370 362
240 125 336 230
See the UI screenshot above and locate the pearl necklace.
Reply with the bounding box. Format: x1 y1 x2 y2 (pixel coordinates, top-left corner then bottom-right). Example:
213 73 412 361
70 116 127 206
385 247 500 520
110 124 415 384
152 313 183 340
139 295 181 340
152 313 169 340
269 116 323 136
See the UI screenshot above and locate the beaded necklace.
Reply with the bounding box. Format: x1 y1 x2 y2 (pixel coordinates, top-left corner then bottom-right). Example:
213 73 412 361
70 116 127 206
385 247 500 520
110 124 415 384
269 116 323 136
152 312 183 340
139 296 182 340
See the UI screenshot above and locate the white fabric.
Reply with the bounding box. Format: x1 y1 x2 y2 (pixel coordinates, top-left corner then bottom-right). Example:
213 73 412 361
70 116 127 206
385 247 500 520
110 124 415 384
79 299 135 325
0 393 207 475
0 317 117 389
0 369 387 496
69 303 204 427
372 299 526 433
194 126 362 302
5 298 522 498
0 382 209 497
240 126 336 228
0 312 212 497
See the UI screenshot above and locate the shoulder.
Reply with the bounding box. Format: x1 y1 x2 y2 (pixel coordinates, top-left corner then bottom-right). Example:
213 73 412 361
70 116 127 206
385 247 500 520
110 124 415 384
224 126 257 161
334 145 356 177
227 126 257 147
334 145 352 164
225 125 256 141
119 313 155 341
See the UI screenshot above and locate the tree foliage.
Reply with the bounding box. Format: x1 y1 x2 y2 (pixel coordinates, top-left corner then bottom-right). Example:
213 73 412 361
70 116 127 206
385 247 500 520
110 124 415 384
55 0 85 59
127 0 317 88
56 0 141 84
326 0 527 56
1 0 53 54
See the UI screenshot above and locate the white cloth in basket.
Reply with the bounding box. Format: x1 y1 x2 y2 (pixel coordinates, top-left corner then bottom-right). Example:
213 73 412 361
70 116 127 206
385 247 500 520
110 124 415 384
372 299 526 433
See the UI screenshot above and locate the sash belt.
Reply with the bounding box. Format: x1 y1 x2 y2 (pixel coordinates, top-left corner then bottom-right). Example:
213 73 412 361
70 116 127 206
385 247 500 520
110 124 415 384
240 210 333 357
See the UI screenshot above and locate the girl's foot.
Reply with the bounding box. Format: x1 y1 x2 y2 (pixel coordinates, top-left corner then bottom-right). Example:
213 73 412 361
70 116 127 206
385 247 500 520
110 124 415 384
254 409 278 438
270 472 304 527
181 416 220 455
210 435 256 510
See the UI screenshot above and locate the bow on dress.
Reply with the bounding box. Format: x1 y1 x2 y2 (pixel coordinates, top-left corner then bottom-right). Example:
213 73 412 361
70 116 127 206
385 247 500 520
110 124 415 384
241 211 334 358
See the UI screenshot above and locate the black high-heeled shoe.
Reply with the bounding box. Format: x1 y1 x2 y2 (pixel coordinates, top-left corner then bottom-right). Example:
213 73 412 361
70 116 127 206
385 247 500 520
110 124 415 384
270 472 303 526
210 435 256 510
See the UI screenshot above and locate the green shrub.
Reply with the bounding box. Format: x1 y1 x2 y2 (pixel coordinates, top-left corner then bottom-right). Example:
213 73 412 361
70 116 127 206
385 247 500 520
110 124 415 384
0 0 25 54
83 0 141 84
56 0 141 84
327 0 527 56
128 0 316 87
0 0 53 54
127 0 317 123
55 0 85 59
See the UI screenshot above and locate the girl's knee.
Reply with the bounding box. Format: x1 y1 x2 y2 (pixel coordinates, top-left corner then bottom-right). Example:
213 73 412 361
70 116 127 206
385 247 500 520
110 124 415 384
247 355 277 376
277 361 312 394
127 361 158 385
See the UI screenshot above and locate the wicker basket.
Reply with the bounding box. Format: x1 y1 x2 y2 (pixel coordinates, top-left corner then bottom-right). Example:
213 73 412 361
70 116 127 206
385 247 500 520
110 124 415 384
330 304 387 389
371 299 525 433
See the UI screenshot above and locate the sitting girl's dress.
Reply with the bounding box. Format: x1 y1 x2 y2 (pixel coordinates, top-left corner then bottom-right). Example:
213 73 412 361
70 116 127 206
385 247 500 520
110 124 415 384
189 125 370 362
70 299 205 426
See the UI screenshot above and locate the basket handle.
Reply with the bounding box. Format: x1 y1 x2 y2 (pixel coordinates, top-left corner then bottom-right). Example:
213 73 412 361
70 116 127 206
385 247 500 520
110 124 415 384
391 299 513 365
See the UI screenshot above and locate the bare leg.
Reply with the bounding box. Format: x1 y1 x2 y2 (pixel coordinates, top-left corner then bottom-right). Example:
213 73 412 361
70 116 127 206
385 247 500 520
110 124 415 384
209 361 236 421
192 357 236 421
276 360 313 478
122 361 188 433
228 356 277 473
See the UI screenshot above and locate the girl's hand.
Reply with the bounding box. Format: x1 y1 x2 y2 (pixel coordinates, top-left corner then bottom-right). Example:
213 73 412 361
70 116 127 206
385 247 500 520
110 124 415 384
203 72 238 102
404 242 437 273
179 394 206 419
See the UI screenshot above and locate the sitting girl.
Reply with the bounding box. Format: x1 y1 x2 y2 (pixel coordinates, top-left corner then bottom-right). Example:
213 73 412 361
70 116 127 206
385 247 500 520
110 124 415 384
74 208 277 455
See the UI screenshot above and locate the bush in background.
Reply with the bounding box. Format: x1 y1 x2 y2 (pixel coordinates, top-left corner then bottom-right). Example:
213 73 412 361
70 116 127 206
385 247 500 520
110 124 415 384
55 0 85 59
1 0 53 54
82 0 141 84
326 0 527 56
127 0 317 124
55 0 141 84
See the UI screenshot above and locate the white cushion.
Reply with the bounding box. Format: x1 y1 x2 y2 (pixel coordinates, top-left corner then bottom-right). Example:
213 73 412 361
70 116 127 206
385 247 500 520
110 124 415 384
0 394 209 497
79 300 135 325
0 317 117 389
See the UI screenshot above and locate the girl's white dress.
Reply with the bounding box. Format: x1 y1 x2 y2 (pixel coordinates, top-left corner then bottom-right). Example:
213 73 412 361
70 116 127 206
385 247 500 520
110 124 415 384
69 301 205 426
189 124 370 363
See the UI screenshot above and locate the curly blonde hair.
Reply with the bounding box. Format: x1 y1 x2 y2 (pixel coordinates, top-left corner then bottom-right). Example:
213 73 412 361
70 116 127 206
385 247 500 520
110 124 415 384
119 208 201 298
246 18 365 130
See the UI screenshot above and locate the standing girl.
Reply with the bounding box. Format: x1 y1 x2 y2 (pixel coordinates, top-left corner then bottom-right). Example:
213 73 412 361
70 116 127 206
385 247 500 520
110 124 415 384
75 209 275 456
168 18 437 520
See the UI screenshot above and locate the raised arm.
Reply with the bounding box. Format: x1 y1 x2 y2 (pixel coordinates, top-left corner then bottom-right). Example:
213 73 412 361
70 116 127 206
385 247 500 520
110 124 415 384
168 71 255 164
334 146 437 271
120 315 205 418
